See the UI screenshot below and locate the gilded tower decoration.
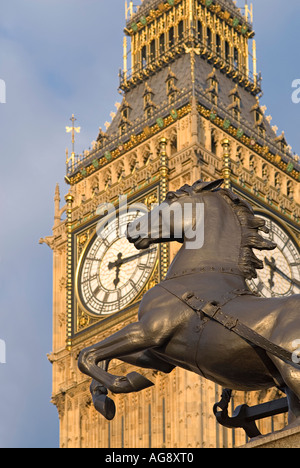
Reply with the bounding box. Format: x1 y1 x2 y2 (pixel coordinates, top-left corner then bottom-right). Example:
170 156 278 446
42 0 300 448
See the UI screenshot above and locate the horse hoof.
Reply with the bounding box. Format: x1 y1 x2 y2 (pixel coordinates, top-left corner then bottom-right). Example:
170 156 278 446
110 372 154 394
90 380 108 396
93 394 116 421
126 372 154 392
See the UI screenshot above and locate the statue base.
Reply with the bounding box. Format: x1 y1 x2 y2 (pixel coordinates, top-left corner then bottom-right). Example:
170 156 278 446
239 425 300 448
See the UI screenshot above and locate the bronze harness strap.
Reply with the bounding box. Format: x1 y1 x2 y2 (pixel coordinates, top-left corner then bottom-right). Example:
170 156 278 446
159 283 297 368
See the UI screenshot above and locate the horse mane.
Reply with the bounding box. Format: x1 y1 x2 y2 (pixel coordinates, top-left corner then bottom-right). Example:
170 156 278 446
217 189 277 280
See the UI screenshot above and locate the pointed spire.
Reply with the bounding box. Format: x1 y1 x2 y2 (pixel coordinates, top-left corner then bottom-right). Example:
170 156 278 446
55 183 60 201
54 183 61 228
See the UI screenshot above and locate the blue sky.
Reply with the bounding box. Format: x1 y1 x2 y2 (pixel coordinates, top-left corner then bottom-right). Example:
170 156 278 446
0 0 299 448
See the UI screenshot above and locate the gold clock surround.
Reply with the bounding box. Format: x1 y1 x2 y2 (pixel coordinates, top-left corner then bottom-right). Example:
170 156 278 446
71 185 161 338
247 209 300 298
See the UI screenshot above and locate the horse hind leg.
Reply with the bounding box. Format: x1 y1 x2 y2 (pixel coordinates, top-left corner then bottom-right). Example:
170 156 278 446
89 352 175 420
90 361 116 421
88 360 154 421
121 349 175 374
285 387 300 427
269 356 300 427
78 319 171 395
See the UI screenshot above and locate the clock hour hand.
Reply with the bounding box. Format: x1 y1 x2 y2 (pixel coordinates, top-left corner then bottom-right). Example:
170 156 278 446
264 257 300 290
108 253 123 289
108 249 155 289
264 256 275 289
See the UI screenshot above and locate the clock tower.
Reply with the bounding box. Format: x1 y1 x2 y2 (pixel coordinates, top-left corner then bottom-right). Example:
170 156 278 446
43 0 300 448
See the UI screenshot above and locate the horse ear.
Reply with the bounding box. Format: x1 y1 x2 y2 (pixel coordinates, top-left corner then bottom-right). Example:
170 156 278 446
192 179 224 193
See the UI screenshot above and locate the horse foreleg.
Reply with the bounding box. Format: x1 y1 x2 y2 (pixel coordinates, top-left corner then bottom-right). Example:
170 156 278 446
120 349 175 374
78 321 164 394
90 361 116 421
89 352 175 420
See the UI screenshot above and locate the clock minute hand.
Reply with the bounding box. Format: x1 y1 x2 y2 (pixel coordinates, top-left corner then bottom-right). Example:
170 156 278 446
118 248 155 266
276 269 300 290
108 248 155 270
264 257 300 290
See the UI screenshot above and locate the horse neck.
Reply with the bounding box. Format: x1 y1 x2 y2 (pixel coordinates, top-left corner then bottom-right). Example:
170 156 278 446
166 192 243 278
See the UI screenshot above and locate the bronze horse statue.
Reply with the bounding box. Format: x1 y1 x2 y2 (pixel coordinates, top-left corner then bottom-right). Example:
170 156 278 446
78 179 300 429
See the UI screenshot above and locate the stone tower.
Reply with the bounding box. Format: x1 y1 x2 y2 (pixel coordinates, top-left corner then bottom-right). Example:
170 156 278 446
42 0 300 448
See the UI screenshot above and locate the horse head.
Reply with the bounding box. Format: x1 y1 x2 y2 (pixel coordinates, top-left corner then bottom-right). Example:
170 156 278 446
127 179 277 280
127 179 223 249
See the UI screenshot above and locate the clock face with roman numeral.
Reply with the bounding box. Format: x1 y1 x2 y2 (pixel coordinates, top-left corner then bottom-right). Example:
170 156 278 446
76 209 157 316
247 213 300 298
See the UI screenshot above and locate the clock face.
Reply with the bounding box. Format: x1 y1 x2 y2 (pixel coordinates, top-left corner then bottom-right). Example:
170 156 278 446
247 213 300 298
76 209 157 316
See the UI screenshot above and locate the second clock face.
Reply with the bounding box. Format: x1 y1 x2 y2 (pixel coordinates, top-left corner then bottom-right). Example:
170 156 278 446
247 213 300 298
76 209 157 316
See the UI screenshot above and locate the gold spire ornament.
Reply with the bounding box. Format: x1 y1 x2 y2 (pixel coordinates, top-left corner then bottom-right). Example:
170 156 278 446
222 138 232 190
184 45 201 97
252 40 257 86
66 114 81 171
125 1 133 20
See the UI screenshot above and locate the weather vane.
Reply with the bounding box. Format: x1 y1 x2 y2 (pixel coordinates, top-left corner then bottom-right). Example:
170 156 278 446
66 114 81 171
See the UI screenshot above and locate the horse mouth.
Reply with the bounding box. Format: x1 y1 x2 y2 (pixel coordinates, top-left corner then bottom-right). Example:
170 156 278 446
136 238 152 249
126 231 151 250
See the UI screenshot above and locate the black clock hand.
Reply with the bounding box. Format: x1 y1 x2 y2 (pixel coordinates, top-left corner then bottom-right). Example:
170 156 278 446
117 248 156 266
265 257 275 289
264 257 300 290
108 248 155 271
109 253 123 289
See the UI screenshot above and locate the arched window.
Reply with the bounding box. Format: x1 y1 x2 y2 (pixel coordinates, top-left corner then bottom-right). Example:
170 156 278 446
207 27 212 48
197 21 202 43
150 39 156 60
211 133 217 154
170 134 178 155
159 33 165 54
169 27 174 48
216 34 221 55
142 46 147 68
225 41 230 61
234 48 239 68
254 110 261 123
178 20 184 42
